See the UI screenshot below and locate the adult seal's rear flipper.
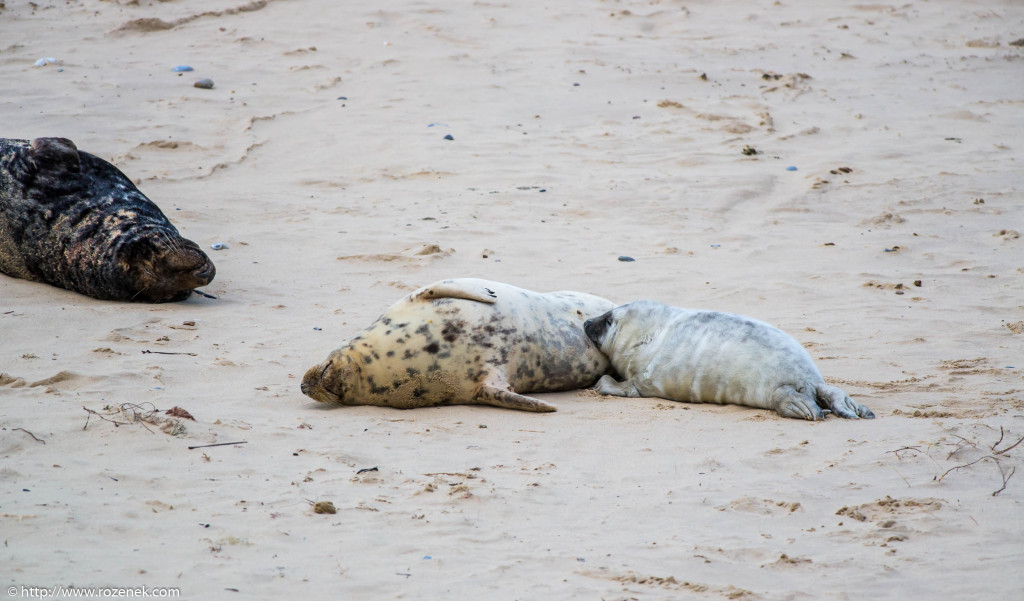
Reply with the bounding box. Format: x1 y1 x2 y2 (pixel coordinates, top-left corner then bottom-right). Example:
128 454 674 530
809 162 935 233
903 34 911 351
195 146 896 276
407 278 499 304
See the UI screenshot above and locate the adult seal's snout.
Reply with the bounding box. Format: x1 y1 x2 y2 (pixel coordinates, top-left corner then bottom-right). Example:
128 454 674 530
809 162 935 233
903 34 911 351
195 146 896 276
0 137 216 302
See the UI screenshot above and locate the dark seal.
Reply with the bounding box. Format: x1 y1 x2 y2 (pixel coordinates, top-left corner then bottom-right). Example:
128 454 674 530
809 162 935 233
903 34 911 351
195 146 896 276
0 137 215 302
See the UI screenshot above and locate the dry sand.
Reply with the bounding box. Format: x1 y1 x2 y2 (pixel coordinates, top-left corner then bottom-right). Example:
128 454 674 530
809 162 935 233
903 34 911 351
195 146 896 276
2 0 1023 598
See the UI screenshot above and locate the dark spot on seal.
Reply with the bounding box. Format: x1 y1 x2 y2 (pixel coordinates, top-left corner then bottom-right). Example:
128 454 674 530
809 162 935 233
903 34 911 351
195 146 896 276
442 319 467 343
361 355 373 364
367 376 389 395
386 350 395 357
381 317 392 326
415 324 431 336
402 349 418 360
427 362 442 373
423 341 441 354
406 367 420 378
0 137 215 302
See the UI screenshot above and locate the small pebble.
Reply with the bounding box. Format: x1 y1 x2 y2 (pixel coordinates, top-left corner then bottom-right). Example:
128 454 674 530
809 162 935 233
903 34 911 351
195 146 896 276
618 255 635 262
313 327 322 331
786 166 798 171
337 96 348 100
194 78 215 89
211 243 228 251
172 65 194 72
443 134 454 140
313 501 337 515
34 57 56 67
710 244 721 248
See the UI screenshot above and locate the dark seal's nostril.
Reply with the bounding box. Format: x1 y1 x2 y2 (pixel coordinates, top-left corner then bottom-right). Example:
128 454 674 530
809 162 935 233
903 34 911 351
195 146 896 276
193 262 216 283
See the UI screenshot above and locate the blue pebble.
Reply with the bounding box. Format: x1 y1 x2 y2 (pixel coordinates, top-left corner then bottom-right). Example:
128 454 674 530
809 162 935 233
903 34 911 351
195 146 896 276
618 255 635 262
172 65 194 72
786 166 798 171
443 134 454 140
710 244 721 248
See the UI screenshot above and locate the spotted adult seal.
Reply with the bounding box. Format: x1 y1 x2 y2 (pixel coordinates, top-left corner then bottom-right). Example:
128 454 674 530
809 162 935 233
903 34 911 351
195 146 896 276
0 137 215 302
584 300 875 420
301 278 614 412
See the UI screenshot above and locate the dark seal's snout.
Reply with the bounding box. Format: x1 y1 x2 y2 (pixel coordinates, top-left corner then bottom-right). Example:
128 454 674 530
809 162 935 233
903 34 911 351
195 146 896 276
194 263 215 285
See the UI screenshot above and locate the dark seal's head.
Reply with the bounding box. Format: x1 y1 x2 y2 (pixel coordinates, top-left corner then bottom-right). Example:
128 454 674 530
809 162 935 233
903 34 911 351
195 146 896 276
301 349 362 405
0 137 216 302
117 232 216 302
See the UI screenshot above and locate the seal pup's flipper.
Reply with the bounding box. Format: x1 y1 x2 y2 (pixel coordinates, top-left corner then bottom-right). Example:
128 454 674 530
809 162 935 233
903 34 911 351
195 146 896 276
593 374 642 398
815 384 874 419
409 279 499 304
474 382 557 412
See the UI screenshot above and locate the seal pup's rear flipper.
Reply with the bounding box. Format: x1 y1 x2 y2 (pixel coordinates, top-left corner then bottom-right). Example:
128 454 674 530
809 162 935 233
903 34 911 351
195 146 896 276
771 386 826 421
408 279 499 304
474 382 557 412
815 384 874 419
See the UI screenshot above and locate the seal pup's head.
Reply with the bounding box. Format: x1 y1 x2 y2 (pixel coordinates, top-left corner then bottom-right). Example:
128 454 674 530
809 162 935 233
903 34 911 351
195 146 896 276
301 349 361 405
585 300 657 345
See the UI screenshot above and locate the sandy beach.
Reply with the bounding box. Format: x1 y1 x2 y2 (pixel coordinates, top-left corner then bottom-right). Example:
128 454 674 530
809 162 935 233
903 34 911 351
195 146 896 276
2 0 1023 598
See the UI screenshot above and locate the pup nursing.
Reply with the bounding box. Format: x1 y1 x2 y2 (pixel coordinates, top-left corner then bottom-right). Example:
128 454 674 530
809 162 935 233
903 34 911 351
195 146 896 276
585 300 874 421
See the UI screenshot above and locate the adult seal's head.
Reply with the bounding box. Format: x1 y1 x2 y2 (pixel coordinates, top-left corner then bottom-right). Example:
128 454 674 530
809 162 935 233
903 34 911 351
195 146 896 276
0 137 215 302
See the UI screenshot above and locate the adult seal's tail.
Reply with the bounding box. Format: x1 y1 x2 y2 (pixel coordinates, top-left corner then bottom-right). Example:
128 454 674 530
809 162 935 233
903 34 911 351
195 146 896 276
0 137 215 302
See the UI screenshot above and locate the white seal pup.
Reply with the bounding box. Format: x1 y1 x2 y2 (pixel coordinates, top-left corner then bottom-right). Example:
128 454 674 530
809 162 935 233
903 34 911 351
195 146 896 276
301 278 614 412
583 300 875 420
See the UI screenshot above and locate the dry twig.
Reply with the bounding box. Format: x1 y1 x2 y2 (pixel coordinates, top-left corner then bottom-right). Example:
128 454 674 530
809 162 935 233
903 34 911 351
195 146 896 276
13 427 45 444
